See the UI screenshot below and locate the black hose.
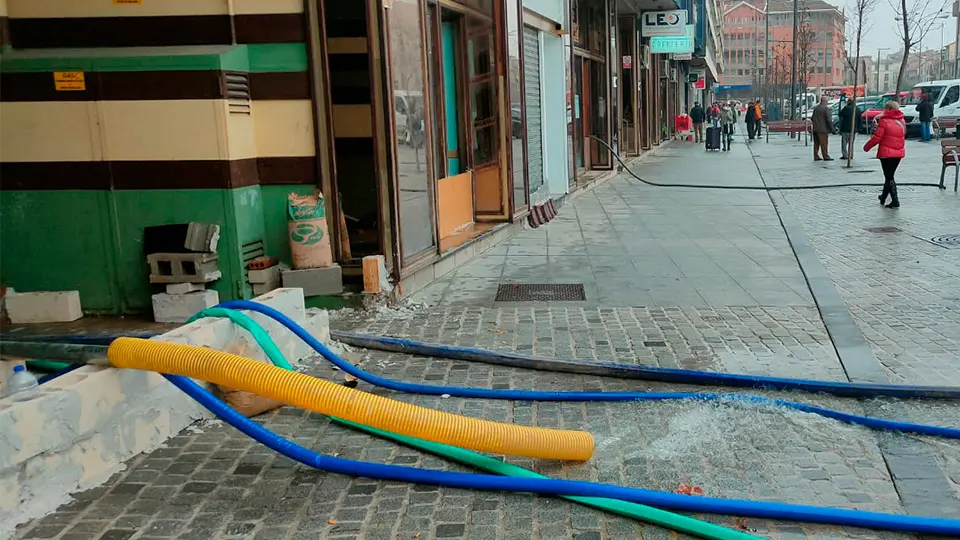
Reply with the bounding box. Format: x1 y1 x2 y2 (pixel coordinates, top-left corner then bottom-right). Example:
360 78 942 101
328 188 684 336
590 135 945 190
329 331 960 400
0 341 109 365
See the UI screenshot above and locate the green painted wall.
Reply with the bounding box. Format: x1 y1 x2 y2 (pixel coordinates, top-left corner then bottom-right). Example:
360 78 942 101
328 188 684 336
0 186 312 314
112 189 240 312
0 44 307 73
261 184 314 267
0 190 119 311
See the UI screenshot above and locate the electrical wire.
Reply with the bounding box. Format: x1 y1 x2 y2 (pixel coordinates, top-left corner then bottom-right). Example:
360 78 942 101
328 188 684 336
590 135 945 190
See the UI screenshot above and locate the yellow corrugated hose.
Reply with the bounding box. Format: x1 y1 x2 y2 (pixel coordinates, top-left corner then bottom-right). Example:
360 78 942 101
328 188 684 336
107 338 595 461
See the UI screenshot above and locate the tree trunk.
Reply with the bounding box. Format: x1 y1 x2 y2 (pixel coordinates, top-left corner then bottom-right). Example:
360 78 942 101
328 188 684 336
894 0 909 94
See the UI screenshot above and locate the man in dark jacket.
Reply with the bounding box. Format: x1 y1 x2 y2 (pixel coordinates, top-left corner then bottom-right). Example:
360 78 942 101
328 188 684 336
745 101 757 139
811 96 834 161
690 103 705 142
837 100 861 160
917 93 935 142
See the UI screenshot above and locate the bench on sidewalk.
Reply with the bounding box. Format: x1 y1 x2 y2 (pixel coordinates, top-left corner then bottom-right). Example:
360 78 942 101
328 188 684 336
941 139 960 191
764 119 810 145
933 116 958 139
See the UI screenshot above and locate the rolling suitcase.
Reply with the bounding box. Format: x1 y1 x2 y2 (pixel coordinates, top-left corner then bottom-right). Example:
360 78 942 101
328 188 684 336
705 126 721 151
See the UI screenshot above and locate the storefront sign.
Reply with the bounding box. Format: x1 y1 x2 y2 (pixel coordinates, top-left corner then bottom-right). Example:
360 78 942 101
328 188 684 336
670 53 692 61
640 10 687 37
649 25 694 54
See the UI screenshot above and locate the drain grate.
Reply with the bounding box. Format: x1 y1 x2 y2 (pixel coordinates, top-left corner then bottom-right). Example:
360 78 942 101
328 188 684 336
495 283 586 302
643 341 667 348
930 235 960 248
866 226 901 233
846 169 875 174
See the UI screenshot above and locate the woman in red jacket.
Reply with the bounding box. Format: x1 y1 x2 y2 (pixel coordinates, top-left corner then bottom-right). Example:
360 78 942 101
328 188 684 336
863 100 906 208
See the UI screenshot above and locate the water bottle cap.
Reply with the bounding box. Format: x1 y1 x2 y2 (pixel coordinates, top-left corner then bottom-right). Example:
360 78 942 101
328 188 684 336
13 365 25 373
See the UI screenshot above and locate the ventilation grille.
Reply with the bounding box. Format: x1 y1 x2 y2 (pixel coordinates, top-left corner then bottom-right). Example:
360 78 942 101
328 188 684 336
241 240 265 264
224 72 251 114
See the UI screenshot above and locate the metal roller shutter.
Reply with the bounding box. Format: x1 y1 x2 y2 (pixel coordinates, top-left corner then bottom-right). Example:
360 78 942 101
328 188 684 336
523 26 543 193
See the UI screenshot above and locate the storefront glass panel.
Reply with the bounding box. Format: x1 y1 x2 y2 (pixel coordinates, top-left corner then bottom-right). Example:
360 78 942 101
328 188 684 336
388 0 437 261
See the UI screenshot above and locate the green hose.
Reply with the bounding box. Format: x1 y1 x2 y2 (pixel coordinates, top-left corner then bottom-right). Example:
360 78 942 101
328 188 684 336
194 308 760 540
26 359 71 372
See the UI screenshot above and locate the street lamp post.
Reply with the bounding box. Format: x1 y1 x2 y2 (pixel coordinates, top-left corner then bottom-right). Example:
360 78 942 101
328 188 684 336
790 0 799 122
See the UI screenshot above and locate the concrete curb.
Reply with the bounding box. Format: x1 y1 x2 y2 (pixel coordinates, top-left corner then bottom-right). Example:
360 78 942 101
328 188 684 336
0 288 329 536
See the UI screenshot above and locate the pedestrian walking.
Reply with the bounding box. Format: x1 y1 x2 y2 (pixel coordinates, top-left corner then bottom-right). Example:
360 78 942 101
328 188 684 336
720 104 735 151
745 101 757 140
690 102 705 143
752 101 763 137
863 100 906 208
708 103 721 129
811 96 834 161
917 93 934 142
837 99 861 160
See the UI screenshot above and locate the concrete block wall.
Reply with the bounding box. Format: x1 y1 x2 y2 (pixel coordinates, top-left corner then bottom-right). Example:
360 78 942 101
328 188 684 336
0 288 329 537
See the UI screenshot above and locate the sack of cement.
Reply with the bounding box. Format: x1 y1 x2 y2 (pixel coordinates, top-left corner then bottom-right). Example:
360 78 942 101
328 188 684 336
287 191 333 269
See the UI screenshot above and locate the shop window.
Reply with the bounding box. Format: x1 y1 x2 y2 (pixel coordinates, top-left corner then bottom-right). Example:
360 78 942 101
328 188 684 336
468 28 497 167
387 0 436 261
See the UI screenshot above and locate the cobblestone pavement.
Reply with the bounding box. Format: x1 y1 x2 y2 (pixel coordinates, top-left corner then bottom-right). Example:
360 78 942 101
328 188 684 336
14 133 960 540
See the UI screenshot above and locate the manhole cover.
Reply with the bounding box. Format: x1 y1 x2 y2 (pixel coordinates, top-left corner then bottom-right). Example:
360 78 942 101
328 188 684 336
495 283 586 302
866 226 901 233
930 235 960 248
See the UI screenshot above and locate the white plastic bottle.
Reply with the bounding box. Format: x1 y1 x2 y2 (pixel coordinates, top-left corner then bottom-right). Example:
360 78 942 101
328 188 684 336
4 365 39 401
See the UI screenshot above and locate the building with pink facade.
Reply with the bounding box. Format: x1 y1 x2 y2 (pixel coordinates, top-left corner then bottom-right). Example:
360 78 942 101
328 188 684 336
722 0 846 91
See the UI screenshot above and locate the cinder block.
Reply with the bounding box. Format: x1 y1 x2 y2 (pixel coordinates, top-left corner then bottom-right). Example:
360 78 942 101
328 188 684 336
281 265 343 297
151 290 219 323
165 282 205 295
251 278 281 296
362 255 392 293
147 252 220 284
5 291 83 324
184 223 220 252
247 264 281 284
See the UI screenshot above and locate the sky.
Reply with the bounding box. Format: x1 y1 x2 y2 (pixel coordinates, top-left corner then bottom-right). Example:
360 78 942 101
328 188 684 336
822 0 956 59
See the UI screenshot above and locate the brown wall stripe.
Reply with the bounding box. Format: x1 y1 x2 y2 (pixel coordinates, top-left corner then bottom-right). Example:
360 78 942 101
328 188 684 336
0 157 316 191
0 16 9 47
249 71 310 100
8 16 234 49
257 156 316 186
234 13 306 44
7 13 303 49
1 70 307 102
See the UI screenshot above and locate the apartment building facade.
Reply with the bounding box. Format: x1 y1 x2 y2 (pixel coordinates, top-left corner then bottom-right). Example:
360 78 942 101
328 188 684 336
720 0 844 91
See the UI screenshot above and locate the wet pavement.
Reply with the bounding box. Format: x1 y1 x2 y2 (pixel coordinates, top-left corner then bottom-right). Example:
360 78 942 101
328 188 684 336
13 131 960 540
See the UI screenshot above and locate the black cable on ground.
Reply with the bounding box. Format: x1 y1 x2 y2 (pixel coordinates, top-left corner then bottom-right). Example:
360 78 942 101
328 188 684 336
590 135 945 190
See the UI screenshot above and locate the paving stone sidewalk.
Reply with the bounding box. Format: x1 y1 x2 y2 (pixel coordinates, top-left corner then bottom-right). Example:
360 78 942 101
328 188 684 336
13 133 959 540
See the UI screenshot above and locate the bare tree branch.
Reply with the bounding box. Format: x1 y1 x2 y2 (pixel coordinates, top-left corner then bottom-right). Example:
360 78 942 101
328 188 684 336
891 0 950 92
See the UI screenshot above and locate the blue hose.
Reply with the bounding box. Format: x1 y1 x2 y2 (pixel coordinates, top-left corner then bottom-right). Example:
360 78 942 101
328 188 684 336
218 300 960 439
166 374 960 536
331 331 960 400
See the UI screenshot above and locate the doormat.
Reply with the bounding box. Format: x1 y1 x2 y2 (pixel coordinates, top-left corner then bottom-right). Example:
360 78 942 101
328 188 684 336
495 283 586 302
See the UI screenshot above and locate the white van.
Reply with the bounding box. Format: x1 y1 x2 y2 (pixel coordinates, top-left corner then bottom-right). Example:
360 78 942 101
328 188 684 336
900 79 960 134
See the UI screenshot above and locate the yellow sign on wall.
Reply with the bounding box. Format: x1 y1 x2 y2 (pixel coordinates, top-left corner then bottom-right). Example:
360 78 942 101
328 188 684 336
53 72 86 91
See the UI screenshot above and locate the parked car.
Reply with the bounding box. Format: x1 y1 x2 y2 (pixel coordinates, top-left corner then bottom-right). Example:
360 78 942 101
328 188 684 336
860 92 908 133
900 79 960 136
